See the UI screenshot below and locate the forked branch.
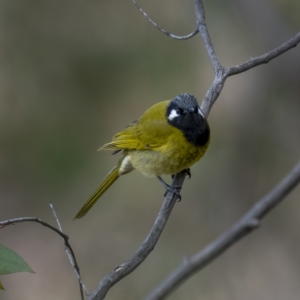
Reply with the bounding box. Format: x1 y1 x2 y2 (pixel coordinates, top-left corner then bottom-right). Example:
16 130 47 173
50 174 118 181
0 204 88 299
3 1 299 300
194 0 300 117
88 1 300 299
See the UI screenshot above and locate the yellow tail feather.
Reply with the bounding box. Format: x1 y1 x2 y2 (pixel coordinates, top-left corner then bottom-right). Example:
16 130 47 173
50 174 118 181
74 166 120 219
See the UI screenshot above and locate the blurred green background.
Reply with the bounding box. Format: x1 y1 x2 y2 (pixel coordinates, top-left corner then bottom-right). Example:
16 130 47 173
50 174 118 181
1 0 300 299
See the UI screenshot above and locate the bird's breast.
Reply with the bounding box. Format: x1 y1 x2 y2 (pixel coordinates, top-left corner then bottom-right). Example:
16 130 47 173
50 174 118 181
129 130 209 177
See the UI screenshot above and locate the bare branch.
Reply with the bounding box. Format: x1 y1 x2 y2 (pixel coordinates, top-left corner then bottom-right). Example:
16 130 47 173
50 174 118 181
140 2 300 300
0 207 89 299
199 32 300 117
227 32 300 76
1 2 299 300
199 73 227 118
145 160 300 300
87 2 300 299
194 0 300 118
88 171 187 300
193 0 226 117
131 0 199 40
50 202 63 232
0 217 68 239
49 202 89 298
194 0 222 72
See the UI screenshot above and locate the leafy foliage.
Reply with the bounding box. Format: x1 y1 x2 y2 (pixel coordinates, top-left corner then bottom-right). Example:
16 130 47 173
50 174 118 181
0 244 34 290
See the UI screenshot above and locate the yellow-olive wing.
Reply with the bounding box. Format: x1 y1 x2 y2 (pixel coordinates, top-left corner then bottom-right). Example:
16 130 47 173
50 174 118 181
100 100 172 152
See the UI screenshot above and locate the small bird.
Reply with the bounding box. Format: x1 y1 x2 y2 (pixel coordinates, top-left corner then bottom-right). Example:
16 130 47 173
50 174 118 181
74 93 210 219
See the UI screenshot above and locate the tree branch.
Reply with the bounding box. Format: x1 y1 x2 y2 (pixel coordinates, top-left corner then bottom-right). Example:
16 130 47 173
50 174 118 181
2 2 299 300
145 160 300 300
227 32 300 76
0 217 68 239
49 202 89 298
138 2 300 299
0 204 89 299
199 32 300 117
87 2 300 299
131 0 199 40
194 0 222 73
194 0 300 118
88 171 187 300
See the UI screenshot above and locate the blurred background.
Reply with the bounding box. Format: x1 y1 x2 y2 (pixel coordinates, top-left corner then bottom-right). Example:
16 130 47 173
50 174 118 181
1 0 300 299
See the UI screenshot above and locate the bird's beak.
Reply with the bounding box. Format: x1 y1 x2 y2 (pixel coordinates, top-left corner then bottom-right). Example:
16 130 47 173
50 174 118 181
184 107 196 114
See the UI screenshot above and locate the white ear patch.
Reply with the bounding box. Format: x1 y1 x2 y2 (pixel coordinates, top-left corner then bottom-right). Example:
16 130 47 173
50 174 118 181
168 109 180 121
198 107 204 118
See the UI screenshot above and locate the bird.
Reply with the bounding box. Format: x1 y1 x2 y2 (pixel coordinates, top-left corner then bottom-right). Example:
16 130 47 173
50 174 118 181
74 93 210 219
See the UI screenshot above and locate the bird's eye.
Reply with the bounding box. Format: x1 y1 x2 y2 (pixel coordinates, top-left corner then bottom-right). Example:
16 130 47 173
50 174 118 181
176 108 183 115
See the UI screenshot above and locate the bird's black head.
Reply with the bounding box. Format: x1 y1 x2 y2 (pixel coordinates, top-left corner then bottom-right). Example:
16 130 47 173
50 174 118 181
166 93 210 147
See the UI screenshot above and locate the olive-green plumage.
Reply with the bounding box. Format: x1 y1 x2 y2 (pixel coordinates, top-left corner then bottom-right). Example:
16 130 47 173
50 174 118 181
74 94 210 219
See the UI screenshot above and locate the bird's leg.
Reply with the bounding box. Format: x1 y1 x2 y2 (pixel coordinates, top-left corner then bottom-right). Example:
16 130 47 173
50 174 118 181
157 176 182 201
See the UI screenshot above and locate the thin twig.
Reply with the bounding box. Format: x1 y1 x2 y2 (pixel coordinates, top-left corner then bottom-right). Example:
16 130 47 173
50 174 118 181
194 0 226 117
50 202 63 231
194 0 222 72
227 32 300 76
88 2 300 298
199 32 300 117
88 171 187 300
199 75 227 118
131 0 199 40
0 217 68 239
145 160 300 300
138 2 300 300
49 202 89 298
88 1 300 299
194 0 300 118
0 210 89 299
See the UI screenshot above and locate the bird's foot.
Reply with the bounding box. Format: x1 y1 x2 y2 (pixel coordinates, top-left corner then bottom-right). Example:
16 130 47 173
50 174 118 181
185 168 191 179
163 185 182 201
157 176 182 201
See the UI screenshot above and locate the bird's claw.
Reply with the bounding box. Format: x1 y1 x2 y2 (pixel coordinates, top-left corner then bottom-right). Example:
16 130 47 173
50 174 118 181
185 168 191 179
171 168 191 180
164 185 182 202
157 175 182 201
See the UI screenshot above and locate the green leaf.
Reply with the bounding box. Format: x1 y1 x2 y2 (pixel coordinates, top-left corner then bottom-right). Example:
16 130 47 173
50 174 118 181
0 280 4 290
0 244 34 275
